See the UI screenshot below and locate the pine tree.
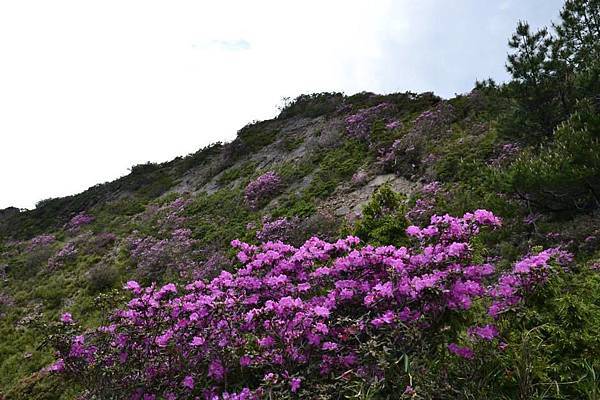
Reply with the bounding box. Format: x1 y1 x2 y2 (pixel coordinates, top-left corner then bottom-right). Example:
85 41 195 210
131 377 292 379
506 21 551 88
505 22 559 138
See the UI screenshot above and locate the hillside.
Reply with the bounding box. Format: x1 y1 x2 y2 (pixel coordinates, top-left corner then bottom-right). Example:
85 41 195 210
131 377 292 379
1 1 600 398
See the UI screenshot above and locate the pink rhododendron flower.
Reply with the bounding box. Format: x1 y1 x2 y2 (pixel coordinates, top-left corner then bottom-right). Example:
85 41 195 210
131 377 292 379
60 312 74 324
448 343 474 359
290 377 302 392
182 375 194 390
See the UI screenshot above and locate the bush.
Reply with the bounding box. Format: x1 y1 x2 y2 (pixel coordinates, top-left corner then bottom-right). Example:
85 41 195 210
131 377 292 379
352 184 409 246
344 102 393 140
217 161 257 186
45 210 574 399
502 101 600 212
244 172 283 209
277 92 345 119
237 121 279 153
305 140 369 200
86 263 119 293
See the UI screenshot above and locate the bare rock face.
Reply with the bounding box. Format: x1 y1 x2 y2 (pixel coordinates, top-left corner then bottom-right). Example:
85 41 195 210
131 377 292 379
323 174 420 221
171 115 346 198
156 110 421 224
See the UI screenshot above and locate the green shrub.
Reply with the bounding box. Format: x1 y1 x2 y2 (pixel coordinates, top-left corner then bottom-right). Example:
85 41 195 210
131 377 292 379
237 121 279 151
305 140 369 199
351 184 409 247
86 263 119 293
503 102 600 212
217 161 257 186
277 92 344 119
279 135 305 152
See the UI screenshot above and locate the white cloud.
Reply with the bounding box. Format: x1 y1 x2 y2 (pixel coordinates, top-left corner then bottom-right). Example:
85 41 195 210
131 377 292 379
193 39 251 51
0 0 563 209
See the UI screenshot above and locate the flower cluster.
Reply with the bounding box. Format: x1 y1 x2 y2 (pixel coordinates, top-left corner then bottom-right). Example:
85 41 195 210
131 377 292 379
140 197 193 235
351 171 369 187
255 216 300 243
410 102 454 138
50 210 570 399
191 251 232 281
47 242 78 270
0 292 14 319
344 103 392 139
28 234 56 250
385 120 401 130
244 172 282 209
378 103 454 169
488 247 572 317
487 143 520 167
523 212 543 226
127 228 198 280
67 212 95 232
406 181 445 225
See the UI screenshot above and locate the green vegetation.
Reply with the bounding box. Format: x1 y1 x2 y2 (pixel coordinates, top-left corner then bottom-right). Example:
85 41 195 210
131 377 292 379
351 184 409 246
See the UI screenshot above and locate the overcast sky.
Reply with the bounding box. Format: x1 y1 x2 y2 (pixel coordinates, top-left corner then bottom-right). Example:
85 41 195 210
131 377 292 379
0 0 563 209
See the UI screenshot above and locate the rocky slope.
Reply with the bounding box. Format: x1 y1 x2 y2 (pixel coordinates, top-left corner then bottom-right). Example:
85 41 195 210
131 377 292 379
0 88 598 399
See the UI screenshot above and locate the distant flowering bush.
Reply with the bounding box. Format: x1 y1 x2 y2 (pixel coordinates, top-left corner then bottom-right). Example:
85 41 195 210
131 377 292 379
47 210 571 398
86 262 119 292
406 181 446 225
67 212 94 232
47 242 77 270
351 171 369 187
378 102 454 172
69 232 117 256
28 234 56 250
159 198 192 230
127 228 198 281
385 120 401 130
244 172 282 209
191 251 231 281
21 234 57 269
0 292 14 319
523 212 543 226
139 197 193 235
488 143 520 167
255 216 299 243
89 232 117 250
410 102 454 138
345 103 392 139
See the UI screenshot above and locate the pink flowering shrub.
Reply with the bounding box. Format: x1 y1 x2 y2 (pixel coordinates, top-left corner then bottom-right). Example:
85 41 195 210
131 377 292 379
410 102 454 138
191 251 232 281
385 120 401 130
127 228 198 282
0 292 14 319
23 234 57 270
46 210 571 398
47 242 77 270
28 234 56 250
70 231 118 256
255 217 299 244
350 171 369 187
139 197 193 235
406 181 446 226
67 212 94 232
244 172 282 209
345 103 393 140
378 102 454 173
487 143 520 167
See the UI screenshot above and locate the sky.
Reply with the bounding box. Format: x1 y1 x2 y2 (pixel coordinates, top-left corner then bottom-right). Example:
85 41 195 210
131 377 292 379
0 0 564 209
